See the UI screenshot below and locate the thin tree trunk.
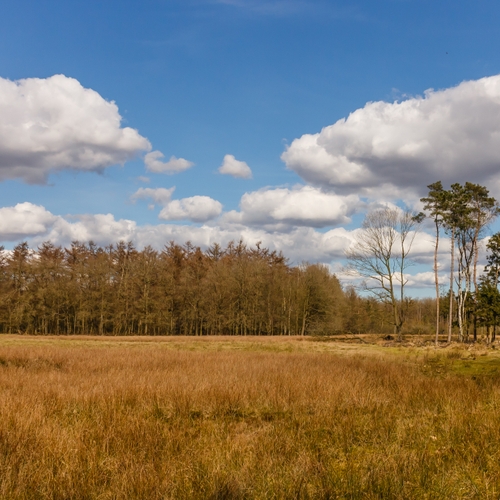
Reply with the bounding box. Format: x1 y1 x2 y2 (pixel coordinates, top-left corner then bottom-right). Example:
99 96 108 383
434 219 440 347
457 242 465 343
448 228 455 343
473 235 479 342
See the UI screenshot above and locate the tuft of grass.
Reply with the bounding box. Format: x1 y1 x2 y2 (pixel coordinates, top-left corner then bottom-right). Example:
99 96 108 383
1 337 500 498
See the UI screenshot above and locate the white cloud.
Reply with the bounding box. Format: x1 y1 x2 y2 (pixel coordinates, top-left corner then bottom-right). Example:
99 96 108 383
0 206 136 248
159 196 223 222
131 187 175 207
406 272 446 288
132 187 223 222
0 202 57 240
144 151 194 174
282 75 500 200
0 75 151 183
224 185 361 228
45 214 137 246
218 154 252 179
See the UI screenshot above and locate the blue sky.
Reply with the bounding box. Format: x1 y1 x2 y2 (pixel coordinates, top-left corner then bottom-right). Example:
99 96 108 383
1 0 500 293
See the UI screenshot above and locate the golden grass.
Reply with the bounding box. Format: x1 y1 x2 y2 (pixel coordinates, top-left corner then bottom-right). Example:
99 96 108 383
1 336 500 499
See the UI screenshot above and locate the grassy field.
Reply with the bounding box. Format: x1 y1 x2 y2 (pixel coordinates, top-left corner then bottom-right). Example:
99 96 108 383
1 335 500 499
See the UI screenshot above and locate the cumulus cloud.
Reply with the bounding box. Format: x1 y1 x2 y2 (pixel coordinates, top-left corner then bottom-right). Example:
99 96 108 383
131 187 175 207
218 154 252 179
46 214 138 246
132 187 222 222
0 203 57 240
282 75 500 200
0 75 151 183
224 185 361 228
159 196 223 222
144 151 194 174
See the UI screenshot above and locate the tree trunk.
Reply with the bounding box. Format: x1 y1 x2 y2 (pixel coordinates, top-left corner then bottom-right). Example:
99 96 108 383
448 228 455 343
434 219 440 346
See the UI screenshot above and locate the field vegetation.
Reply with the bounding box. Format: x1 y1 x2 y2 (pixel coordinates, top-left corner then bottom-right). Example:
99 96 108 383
1 335 500 499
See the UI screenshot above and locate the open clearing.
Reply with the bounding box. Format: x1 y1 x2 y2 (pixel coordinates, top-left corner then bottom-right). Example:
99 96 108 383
1 335 500 499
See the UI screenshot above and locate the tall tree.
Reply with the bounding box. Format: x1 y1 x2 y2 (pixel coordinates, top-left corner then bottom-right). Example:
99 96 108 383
421 181 447 346
7 242 32 333
476 276 500 344
479 233 500 342
447 183 499 341
465 183 500 341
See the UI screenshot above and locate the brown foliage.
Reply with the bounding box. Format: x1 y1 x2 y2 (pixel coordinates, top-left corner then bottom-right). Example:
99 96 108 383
0 240 346 336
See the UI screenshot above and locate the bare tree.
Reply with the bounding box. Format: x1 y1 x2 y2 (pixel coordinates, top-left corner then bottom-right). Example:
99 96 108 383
345 207 422 340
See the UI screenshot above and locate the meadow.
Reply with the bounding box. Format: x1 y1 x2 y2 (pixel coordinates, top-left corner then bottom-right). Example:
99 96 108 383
1 335 500 499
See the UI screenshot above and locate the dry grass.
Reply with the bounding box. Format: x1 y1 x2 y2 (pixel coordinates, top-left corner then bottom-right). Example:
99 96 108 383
1 336 500 499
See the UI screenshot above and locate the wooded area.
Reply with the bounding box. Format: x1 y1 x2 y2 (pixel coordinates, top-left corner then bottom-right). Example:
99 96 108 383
0 239 436 336
0 240 339 335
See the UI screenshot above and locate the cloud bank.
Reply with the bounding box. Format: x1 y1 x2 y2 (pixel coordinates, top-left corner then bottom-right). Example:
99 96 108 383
282 75 500 200
0 75 151 183
0 202 353 263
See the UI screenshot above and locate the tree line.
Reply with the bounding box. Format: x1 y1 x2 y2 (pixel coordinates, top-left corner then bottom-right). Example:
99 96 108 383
0 239 441 336
0 240 348 336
